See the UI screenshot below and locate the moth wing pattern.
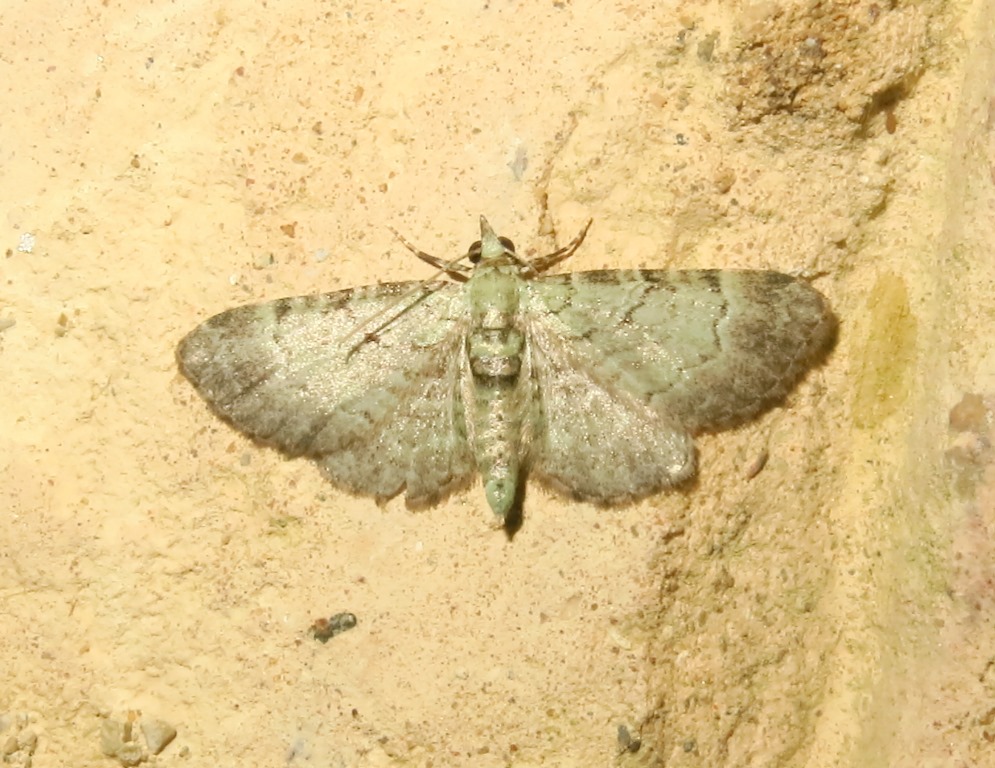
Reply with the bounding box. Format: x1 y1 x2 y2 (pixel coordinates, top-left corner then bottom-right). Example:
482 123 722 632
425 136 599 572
177 282 476 506
524 318 697 503
523 269 836 501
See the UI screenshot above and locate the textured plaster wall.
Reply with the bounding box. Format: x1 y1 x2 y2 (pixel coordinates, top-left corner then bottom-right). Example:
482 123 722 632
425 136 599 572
2 1 994 767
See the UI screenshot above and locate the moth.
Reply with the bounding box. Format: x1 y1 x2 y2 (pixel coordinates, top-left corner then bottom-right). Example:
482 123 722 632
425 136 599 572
177 217 836 527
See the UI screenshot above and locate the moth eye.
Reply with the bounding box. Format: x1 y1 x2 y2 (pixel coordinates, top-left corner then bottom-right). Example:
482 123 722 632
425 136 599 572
498 237 515 252
467 240 482 263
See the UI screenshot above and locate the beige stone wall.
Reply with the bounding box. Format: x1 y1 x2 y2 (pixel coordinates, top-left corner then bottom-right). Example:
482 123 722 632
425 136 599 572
2 1 993 765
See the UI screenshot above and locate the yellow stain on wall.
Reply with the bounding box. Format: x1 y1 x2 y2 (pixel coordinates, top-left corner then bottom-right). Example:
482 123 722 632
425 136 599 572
852 272 918 430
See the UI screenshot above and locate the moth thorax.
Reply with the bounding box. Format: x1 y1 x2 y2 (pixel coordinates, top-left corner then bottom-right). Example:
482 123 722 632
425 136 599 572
468 269 521 317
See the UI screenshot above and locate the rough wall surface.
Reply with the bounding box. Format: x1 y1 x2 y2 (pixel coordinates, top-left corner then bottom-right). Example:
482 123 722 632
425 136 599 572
2 1 992 766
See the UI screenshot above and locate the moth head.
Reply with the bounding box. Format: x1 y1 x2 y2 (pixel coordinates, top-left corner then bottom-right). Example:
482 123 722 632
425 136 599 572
468 216 515 264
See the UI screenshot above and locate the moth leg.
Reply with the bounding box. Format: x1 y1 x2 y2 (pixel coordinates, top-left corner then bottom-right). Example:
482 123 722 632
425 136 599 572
525 219 593 275
388 227 470 282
